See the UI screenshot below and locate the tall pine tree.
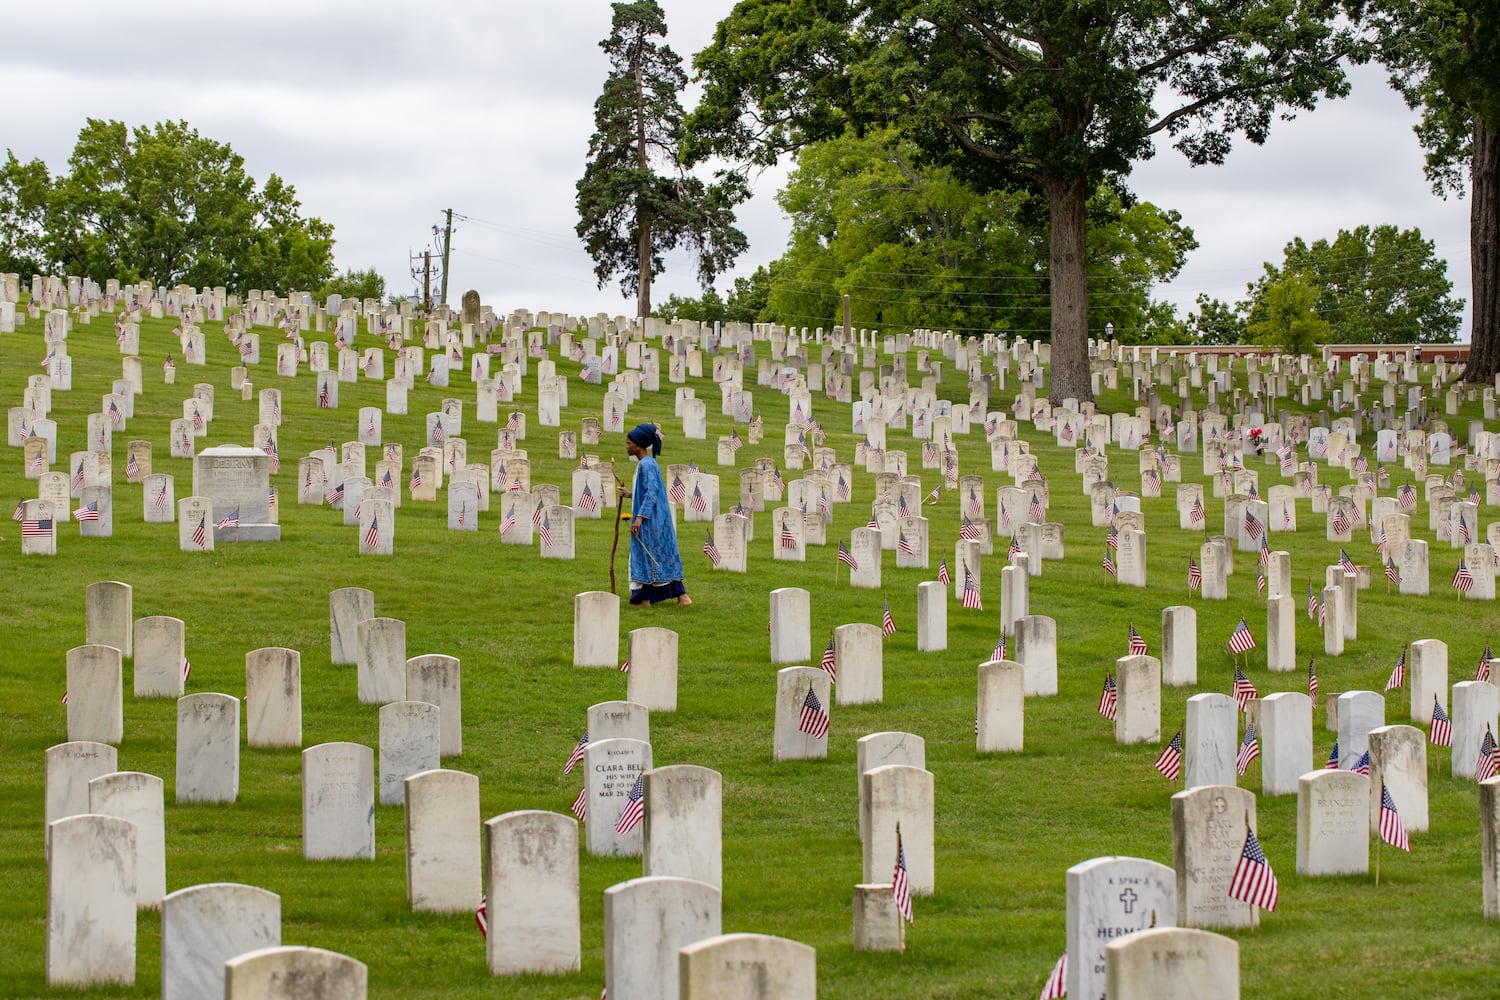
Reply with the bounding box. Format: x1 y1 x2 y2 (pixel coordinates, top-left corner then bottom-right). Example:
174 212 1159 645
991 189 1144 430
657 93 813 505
576 1 747 321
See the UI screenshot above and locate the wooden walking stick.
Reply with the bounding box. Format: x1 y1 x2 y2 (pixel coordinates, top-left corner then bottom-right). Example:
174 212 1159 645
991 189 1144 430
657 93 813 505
609 474 625 595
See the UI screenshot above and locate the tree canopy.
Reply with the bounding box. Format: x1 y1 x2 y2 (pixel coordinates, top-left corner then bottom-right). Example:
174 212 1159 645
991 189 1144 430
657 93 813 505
0 119 335 293
762 129 1194 340
684 0 1365 401
575 0 748 320
1245 224 1461 344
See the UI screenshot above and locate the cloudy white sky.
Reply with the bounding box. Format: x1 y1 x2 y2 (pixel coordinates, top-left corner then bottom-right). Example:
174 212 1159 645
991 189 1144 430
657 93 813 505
0 0 1473 336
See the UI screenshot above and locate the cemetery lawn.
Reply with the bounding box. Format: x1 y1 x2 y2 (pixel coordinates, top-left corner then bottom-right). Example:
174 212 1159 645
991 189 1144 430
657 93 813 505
3 305 1499 998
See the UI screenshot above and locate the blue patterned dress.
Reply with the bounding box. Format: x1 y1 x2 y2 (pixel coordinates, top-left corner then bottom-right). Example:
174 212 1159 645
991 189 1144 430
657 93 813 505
628 455 686 603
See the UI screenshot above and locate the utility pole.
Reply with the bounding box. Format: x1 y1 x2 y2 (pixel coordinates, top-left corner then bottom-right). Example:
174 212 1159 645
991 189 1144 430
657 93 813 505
422 251 432 313
438 208 453 309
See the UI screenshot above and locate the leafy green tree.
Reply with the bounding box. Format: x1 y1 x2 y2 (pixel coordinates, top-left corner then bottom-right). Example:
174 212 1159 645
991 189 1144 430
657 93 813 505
763 129 1193 340
1245 225 1461 344
575 1 749 321
1246 274 1329 353
318 267 387 304
1366 0 1500 379
725 264 773 322
684 0 1364 401
1184 294 1249 345
0 119 334 293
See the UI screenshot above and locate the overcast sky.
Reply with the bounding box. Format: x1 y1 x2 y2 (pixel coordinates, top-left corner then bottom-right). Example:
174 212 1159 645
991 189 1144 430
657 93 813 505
0 0 1473 337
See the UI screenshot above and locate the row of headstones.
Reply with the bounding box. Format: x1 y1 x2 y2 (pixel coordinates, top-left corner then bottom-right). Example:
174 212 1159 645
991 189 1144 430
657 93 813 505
48 806 820 999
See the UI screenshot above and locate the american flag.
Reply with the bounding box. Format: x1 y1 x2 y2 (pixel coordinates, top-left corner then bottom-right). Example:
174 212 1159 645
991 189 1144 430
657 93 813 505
1326 740 1341 769
1307 582 1318 620
125 451 139 481
1398 484 1417 510
533 501 545 528
897 494 911 518
1386 648 1407 691
215 507 240 530
11 499 23 522
993 632 1007 661
926 485 942 504
1229 617 1256 655
936 556 950 585
892 826 913 924
164 354 174 370
967 489 982 516
1479 643 1493 684
155 483 169 511
669 476 686 505
318 382 330 408
882 597 896 636
1127 622 1148 657
539 514 554 547
1188 557 1202 591
1228 826 1279 911
898 530 916 557
1155 730 1184 780
820 635 838 683
326 482 345 506
691 484 707 513
1351 749 1371 775
836 540 857 572
73 501 99 522
798 686 830 739
1233 664 1258 710
1236 721 1261 775
72 460 85 490
570 786 588 821
1379 782 1411 852
1308 657 1319 711
107 401 123 428
192 515 207 547
1040 953 1067 1000
1331 508 1350 535
1430 696 1453 747
457 502 467 528
1190 496 1206 526
960 518 981 541
1243 511 1263 540
819 492 830 517
497 506 518 537
30 449 44 470
362 515 381 549
578 483 597 513
1097 673 1117 720
613 774 646 835
1256 564 1266 596
779 517 798 551
1106 524 1119 550
1378 464 1390 486
1453 559 1475 593
998 501 1011 532
961 564 982 610
268 488 277 508
21 517 53 539
1009 535 1022 561
730 429 743 451
703 531 723 567
1384 556 1402 586
1029 493 1044 521
181 658 192 684
1101 548 1116 577
1479 727 1500 782
837 474 849 500
432 419 446 443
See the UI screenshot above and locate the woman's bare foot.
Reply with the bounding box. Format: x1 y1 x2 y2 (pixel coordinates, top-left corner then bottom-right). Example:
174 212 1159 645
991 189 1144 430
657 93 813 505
677 595 693 606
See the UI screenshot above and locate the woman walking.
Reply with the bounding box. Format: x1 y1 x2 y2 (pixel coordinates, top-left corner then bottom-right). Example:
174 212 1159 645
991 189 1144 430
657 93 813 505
620 423 692 606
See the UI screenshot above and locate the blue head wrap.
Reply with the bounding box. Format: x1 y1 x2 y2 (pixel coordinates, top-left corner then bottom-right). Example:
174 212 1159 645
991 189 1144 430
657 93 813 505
628 423 662 457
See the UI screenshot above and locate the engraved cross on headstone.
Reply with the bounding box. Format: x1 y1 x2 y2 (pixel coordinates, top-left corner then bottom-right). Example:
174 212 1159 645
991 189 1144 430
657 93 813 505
1118 888 1138 913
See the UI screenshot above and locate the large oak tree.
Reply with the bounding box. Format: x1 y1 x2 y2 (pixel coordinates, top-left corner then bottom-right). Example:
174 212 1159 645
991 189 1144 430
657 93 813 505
683 0 1365 402
1367 0 1500 381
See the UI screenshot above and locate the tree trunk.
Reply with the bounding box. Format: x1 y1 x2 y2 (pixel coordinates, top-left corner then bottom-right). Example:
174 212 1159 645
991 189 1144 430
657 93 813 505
1465 117 1499 385
1046 176 1093 404
637 207 653 321
634 60 653 323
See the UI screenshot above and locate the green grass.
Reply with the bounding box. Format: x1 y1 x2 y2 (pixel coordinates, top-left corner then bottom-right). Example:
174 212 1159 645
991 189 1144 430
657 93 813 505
2 302 1497 998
